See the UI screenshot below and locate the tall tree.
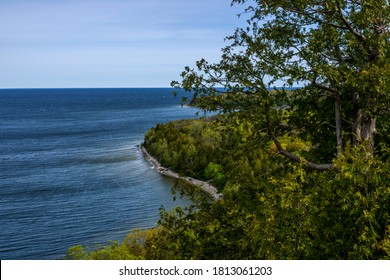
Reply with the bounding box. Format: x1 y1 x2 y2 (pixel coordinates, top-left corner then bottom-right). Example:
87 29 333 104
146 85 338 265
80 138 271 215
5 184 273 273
172 0 390 169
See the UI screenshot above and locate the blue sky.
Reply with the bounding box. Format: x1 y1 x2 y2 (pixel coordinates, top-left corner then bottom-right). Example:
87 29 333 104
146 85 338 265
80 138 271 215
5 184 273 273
0 0 244 88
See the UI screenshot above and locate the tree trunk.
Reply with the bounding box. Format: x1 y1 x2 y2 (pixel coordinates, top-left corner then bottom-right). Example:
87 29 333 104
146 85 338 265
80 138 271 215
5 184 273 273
361 112 376 153
353 109 376 154
335 93 343 156
352 92 376 154
352 92 361 146
353 109 362 146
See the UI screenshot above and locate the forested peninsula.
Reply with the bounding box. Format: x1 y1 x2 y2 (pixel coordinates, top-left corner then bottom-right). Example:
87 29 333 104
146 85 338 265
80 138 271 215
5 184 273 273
66 0 390 260
140 144 222 201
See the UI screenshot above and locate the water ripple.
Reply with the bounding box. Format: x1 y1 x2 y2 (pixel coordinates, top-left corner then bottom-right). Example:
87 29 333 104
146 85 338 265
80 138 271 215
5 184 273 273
0 88 196 259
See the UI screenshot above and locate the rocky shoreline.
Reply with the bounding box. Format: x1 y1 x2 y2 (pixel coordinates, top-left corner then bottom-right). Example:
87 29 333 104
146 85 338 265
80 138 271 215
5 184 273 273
140 145 222 201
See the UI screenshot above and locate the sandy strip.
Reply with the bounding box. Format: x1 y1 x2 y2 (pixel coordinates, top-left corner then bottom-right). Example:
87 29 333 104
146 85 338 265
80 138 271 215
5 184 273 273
140 145 222 201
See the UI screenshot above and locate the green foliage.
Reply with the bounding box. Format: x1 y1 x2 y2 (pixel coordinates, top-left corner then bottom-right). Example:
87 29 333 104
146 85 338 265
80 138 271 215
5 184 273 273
141 115 390 259
156 0 390 259
381 226 390 259
204 162 226 188
144 116 227 183
173 0 390 158
65 229 153 260
65 244 89 260
143 113 275 190
144 202 257 259
67 114 390 260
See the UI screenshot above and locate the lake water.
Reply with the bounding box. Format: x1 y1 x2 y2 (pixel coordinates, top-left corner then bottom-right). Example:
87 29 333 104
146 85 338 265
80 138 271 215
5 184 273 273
0 88 198 259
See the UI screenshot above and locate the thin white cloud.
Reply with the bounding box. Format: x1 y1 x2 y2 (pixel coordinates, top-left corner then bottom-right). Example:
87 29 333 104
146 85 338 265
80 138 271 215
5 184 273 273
0 0 242 87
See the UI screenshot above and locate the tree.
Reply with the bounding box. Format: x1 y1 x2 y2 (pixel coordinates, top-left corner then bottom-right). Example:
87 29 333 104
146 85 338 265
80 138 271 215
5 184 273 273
166 2 390 258
65 229 154 260
172 0 390 169
143 119 390 259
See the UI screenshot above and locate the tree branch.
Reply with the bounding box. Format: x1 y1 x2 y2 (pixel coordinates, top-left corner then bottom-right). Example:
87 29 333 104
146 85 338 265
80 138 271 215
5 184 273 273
286 5 349 30
312 78 339 96
266 109 334 171
336 1 367 46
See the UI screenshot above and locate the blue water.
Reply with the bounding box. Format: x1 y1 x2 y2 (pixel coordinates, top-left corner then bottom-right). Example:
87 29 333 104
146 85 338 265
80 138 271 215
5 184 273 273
0 88 198 260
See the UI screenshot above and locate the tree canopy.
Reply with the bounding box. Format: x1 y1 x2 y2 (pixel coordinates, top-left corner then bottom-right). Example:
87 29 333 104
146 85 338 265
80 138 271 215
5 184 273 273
172 0 390 168
166 0 390 259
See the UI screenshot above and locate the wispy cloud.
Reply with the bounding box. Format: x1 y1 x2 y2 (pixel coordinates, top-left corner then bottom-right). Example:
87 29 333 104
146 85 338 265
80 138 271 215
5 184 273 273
0 0 242 87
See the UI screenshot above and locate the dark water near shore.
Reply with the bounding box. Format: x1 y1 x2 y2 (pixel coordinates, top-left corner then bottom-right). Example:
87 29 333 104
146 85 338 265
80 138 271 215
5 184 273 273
0 88 198 260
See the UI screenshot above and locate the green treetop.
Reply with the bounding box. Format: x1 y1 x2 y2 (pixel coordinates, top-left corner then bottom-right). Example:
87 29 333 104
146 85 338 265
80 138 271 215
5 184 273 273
172 0 390 169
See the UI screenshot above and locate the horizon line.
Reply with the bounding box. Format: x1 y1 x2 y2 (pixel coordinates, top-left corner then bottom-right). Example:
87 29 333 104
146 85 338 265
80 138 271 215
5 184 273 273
0 86 177 90
1 86 302 90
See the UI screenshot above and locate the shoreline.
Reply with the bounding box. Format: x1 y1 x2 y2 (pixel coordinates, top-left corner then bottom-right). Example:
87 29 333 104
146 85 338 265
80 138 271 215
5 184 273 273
140 145 222 201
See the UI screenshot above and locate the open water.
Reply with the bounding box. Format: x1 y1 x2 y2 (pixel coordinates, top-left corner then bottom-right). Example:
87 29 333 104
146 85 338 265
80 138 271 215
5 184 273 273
0 88 198 259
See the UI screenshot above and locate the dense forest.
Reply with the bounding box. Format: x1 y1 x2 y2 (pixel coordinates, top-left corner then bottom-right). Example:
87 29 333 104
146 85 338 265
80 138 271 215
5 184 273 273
67 105 390 259
66 0 390 259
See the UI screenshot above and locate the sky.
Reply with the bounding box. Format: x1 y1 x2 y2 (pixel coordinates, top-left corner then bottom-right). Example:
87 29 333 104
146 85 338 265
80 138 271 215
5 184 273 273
0 0 245 88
